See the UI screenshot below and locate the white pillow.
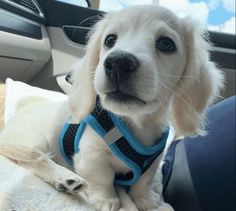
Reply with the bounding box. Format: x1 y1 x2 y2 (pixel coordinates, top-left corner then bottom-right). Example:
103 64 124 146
4 78 68 124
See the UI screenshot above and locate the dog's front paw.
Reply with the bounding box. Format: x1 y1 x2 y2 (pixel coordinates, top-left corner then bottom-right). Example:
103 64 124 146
55 176 88 195
131 195 158 211
90 197 120 211
157 202 174 211
119 205 138 211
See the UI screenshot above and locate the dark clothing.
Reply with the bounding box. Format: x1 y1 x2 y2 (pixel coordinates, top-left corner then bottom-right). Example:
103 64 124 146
163 96 236 211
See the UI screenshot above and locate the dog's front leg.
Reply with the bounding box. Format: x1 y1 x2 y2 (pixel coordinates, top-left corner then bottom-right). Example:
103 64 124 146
0 144 88 196
19 157 88 196
74 152 120 211
129 156 174 211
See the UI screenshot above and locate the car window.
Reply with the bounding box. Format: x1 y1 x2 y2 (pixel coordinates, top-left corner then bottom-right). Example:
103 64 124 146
56 0 89 7
99 0 235 35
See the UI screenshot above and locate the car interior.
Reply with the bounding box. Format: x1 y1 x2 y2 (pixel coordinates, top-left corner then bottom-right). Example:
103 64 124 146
0 0 235 210
0 0 235 98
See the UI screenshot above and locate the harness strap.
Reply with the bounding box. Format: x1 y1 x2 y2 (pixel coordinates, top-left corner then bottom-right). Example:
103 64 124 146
59 98 168 185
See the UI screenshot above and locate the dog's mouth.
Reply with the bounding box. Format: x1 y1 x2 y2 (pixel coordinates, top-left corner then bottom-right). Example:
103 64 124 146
105 90 146 105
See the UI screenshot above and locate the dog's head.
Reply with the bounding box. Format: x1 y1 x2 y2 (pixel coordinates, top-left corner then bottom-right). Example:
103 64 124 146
70 5 224 136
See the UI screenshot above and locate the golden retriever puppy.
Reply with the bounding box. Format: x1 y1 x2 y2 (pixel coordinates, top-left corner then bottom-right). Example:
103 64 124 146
0 5 223 211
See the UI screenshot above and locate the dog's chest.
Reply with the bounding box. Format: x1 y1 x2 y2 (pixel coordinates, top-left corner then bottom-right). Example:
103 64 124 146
59 101 169 185
80 126 129 166
75 125 131 174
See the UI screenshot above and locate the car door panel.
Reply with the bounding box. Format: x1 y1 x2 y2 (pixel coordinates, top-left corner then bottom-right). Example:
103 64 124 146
29 0 103 91
0 9 42 39
63 26 90 46
37 0 103 28
0 0 50 82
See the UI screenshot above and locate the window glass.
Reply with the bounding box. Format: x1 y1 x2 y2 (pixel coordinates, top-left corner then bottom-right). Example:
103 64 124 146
99 0 235 34
56 0 88 7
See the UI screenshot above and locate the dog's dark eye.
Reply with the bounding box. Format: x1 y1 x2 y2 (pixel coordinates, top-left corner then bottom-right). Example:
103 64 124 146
104 34 117 48
155 37 176 53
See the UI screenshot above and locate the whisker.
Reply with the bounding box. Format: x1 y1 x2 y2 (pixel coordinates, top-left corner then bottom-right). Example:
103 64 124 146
159 81 193 113
72 15 102 37
161 80 192 102
161 72 200 82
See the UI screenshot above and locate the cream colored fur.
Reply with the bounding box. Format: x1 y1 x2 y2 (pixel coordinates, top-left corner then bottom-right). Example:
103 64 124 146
0 5 223 211
0 84 6 130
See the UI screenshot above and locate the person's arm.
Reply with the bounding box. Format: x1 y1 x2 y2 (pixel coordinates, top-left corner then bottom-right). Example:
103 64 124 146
163 96 236 211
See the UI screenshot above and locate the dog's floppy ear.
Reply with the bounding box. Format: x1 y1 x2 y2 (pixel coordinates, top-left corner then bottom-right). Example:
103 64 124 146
69 16 108 122
171 18 224 136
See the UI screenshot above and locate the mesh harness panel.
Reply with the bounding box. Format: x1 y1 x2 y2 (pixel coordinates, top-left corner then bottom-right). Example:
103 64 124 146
59 98 169 186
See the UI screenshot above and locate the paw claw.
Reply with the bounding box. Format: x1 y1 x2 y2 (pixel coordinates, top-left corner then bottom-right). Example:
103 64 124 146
56 177 88 195
66 179 75 185
73 184 83 191
57 184 67 192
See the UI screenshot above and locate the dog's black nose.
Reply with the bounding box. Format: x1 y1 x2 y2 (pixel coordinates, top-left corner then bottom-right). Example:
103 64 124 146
104 51 139 82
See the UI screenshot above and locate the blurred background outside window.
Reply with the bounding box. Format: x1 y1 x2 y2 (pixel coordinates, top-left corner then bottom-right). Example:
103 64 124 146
63 0 236 34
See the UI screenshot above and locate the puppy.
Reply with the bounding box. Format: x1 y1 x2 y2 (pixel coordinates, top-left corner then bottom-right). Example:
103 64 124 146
0 5 223 211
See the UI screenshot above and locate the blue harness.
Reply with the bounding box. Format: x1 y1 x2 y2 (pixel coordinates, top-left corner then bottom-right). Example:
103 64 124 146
59 98 169 186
